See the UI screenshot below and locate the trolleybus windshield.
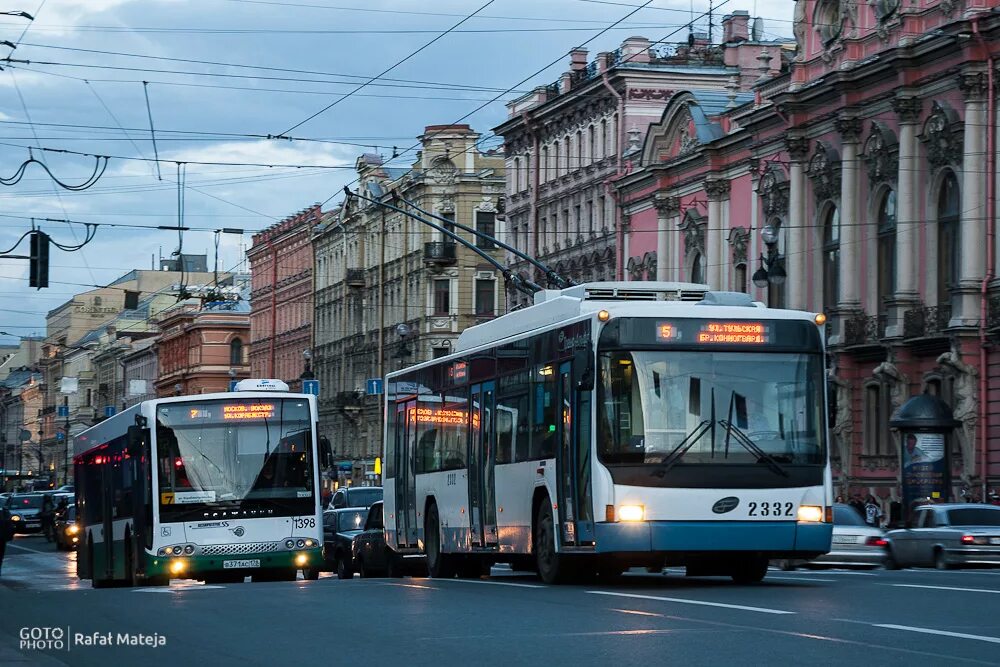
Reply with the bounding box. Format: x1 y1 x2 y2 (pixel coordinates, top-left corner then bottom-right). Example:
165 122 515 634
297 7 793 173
155 398 314 520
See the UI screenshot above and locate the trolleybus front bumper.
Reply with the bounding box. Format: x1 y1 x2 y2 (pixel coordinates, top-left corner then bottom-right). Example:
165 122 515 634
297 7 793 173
145 546 324 578
593 520 832 557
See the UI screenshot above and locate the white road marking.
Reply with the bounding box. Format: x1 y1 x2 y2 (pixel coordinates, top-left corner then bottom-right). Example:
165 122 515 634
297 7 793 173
885 584 1000 595
440 578 545 589
812 570 877 576
7 542 64 556
133 584 224 593
766 575 836 583
587 590 796 615
874 624 1000 645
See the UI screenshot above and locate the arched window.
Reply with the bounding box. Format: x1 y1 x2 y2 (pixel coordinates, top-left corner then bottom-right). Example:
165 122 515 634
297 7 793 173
877 189 897 319
690 252 705 284
563 136 571 175
822 206 840 311
574 130 583 171
587 125 595 164
513 157 521 192
541 146 549 182
937 172 960 308
553 142 560 178
599 120 607 160
230 338 243 366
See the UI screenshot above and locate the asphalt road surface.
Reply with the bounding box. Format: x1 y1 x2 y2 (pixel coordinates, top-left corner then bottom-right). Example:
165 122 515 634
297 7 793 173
2 533 999 666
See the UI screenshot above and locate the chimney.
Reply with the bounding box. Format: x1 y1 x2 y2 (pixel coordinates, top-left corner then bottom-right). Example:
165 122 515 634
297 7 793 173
569 47 588 72
619 36 651 64
722 11 750 43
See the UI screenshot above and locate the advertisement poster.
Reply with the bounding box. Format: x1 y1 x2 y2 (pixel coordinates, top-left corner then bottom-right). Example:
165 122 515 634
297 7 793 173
901 432 947 512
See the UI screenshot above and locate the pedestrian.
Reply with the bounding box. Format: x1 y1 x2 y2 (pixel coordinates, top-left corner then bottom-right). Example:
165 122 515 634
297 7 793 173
849 495 864 517
863 495 883 528
55 497 69 520
39 495 55 542
835 495 844 504
0 503 14 577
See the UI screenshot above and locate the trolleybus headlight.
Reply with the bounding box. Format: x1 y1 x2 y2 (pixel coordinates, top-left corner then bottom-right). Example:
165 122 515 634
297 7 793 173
184 545 195 555
172 546 184 555
617 505 645 522
169 559 187 575
295 553 309 567
157 547 168 557
285 539 296 549
296 539 305 548
797 505 824 522
303 539 315 548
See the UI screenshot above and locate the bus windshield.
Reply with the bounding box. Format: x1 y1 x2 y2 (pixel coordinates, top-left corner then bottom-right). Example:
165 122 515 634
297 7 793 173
597 350 825 466
155 398 314 521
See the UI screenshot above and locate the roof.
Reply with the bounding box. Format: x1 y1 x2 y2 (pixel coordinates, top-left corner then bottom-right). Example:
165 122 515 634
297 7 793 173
686 90 756 143
383 167 410 181
0 368 39 390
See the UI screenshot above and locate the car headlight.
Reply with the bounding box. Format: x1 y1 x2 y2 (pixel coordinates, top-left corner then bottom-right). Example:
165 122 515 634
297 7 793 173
797 505 824 522
67 524 79 535
617 505 645 522
11 515 21 522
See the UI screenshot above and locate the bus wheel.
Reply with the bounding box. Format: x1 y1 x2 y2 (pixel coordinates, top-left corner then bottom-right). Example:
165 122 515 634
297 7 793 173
90 540 109 589
731 556 768 584
336 556 354 580
425 504 456 579
302 567 320 581
535 502 568 585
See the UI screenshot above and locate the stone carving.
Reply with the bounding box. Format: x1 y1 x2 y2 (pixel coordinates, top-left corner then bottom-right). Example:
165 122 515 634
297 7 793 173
873 354 908 461
937 347 978 483
758 167 789 218
705 179 731 201
785 136 810 161
428 157 457 185
807 142 841 203
863 123 899 186
679 127 699 155
643 252 657 280
835 115 863 143
729 227 749 265
793 0 808 61
829 367 853 471
679 210 705 256
869 0 900 40
437 196 455 214
840 0 860 38
959 71 989 102
653 194 681 216
628 88 676 101
814 0 844 46
921 101 963 169
891 96 922 125
940 0 956 16
475 196 497 212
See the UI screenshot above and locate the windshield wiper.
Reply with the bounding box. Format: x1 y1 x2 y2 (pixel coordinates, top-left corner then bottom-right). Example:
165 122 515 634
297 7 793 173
655 419 713 474
718 419 790 478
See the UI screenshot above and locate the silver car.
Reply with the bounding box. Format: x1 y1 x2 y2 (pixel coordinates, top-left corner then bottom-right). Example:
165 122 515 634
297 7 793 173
885 503 1000 570
776 504 887 570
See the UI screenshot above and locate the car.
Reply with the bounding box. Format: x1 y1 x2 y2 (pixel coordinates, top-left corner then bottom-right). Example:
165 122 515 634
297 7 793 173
55 485 74 494
774 504 887 570
54 504 80 551
321 507 369 579
3 493 47 533
351 501 425 578
884 503 1000 570
327 486 382 511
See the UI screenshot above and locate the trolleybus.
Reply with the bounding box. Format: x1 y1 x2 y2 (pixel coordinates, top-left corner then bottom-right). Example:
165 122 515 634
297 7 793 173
383 282 833 584
74 379 329 587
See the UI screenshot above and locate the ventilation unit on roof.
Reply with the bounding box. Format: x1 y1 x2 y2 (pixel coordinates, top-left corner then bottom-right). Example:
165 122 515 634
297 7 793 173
582 284 709 302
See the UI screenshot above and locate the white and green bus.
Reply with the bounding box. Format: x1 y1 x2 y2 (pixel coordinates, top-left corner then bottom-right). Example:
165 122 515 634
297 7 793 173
74 379 330 587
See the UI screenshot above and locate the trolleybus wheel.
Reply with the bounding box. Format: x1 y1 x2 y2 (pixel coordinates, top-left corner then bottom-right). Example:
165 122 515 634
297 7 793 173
302 567 320 581
535 502 569 585
730 556 768 584
89 539 110 589
425 504 456 579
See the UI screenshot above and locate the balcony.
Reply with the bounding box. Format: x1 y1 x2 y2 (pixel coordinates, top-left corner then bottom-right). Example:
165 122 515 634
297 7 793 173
423 241 457 267
903 305 951 340
843 313 887 348
345 268 365 288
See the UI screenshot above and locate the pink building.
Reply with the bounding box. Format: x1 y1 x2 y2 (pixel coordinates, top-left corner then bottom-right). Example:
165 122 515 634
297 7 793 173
247 205 319 385
617 1 1000 512
154 302 250 397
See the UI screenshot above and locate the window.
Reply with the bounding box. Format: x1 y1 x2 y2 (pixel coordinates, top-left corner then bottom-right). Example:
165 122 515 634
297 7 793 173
586 200 594 235
475 211 496 249
530 365 557 460
433 278 450 315
574 205 581 238
574 131 582 171
440 211 455 236
587 126 595 164
877 189 897 318
433 347 450 359
937 172 960 308
230 338 243 365
553 142 560 178
690 252 705 284
539 217 548 251
563 137 570 175
734 263 747 293
541 146 549 182
475 279 495 317
863 382 891 455
823 206 840 311
599 120 607 160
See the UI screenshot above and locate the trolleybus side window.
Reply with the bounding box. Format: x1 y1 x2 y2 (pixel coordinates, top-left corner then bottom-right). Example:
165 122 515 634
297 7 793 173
530 365 558 460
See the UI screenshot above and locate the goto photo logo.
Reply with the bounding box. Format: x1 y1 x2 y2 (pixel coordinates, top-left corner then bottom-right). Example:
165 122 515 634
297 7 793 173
19 627 66 651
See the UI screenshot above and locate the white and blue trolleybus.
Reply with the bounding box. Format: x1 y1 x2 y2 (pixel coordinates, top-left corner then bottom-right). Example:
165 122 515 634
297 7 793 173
383 282 833 583
73 379 328 587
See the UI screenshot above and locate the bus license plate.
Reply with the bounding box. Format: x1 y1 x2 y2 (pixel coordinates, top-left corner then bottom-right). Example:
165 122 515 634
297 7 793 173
990 538 1000 545
223 559 260 569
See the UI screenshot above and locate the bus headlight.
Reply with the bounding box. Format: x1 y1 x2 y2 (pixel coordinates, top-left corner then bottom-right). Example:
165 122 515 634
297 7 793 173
304 539 315 548
184 545 195 555
296 539 305 548
169 559 187 575
172 546 184 555
617 505 645 522
285 539 296 549
797 505 824 522
295 553 309 567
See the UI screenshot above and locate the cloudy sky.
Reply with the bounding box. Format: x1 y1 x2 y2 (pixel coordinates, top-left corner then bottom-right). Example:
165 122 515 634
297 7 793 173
0 0 793 343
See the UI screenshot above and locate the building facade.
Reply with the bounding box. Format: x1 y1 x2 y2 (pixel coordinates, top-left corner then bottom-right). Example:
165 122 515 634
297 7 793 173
312 125 505 471
247 206 318 386
616 1 1000 510
494 22 791 307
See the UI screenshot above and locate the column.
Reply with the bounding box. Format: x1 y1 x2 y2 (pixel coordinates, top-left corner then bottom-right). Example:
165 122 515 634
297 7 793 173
834 115 862 310
957 70 988 326
785 135 810 310
748 159 763 301
890 95 922 335
705 178 731 290
654 193 680 282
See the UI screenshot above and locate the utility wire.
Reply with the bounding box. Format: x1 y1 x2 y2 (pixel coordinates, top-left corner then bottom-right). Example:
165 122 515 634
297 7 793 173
142 82 163 180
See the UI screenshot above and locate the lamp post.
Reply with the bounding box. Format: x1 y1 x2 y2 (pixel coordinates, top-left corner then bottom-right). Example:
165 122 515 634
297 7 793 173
299 349 315 389
751 224 787 289
174 382 183 397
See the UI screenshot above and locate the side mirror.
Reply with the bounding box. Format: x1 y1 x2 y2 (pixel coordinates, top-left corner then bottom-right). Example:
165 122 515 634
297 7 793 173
574 347 594 391
320 436 333 469
126 425 148 458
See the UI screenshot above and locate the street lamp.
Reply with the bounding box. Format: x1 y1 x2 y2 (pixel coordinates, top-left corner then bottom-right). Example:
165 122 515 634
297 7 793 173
174 383 183 396
299 348 315 383
752 224 786 288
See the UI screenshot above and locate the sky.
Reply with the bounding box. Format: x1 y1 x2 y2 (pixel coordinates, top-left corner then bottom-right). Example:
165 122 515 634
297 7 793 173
0 0 794 344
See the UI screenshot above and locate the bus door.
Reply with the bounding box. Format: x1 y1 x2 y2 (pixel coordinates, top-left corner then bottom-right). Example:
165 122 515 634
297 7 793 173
394 400 419 548
556 361 581 546
99 457 115 579
468 382 498 548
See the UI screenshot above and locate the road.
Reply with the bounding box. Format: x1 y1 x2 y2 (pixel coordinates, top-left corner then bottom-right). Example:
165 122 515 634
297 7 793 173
1 533 999 666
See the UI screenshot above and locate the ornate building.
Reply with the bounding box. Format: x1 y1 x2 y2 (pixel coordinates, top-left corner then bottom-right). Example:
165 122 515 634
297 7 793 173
312 125 505 478
617 0 1000 508
494 21 793 307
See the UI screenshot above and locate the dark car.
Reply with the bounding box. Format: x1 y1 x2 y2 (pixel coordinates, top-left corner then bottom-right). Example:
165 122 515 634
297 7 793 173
885 503 1000 569
327 486 382 511
352 501 425 578
4 493 47 533
322 507 369 579
54 505 80 551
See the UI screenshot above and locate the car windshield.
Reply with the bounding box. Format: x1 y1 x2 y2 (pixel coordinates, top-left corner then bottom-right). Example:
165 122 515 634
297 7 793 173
12 495 44 509
947 508 1000 527
338 509 368 532
155 398 314 520
348 488 382 508
597 350 826 465
834 505 866 526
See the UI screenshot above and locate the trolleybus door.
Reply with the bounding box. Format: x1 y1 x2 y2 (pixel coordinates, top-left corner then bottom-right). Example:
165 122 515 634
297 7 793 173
468 382 498 548
556 361 579 546
395 400 418 548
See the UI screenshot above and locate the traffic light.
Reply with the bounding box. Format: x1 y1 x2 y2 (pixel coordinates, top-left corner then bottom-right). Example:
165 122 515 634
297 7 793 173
29 230 50 289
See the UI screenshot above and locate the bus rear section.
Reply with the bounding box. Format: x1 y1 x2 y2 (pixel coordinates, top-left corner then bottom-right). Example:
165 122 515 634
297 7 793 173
75 388 324 587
